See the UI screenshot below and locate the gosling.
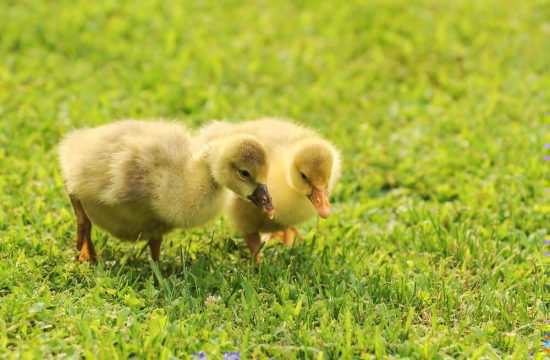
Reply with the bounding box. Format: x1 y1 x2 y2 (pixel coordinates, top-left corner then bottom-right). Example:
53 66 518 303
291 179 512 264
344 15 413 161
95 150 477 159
199 118 340 263
58 120 274 263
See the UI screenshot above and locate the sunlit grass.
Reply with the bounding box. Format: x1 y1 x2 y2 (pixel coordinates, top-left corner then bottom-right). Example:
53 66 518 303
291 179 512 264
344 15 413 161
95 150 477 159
0 0 548 358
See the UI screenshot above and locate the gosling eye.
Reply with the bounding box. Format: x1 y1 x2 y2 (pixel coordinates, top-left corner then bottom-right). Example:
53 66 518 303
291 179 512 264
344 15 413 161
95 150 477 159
300 172 308 181
239 169 251 179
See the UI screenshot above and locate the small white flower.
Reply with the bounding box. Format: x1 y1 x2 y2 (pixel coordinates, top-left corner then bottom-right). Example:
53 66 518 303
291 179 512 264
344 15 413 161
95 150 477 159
204 295 222 306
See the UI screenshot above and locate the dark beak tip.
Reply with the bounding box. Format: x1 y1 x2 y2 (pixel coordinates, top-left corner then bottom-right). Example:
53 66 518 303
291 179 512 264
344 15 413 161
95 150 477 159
249 184 274 216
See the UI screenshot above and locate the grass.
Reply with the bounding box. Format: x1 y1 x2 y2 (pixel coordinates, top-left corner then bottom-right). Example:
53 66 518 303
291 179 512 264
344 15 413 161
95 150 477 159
0 0 548 358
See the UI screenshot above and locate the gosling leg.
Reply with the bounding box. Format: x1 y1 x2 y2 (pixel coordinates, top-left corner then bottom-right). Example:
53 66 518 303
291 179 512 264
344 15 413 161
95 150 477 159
262 231 284 243
289 227 304 243
148 236 163 262
265 227 304 246
244 232 262 264
69 195 96 263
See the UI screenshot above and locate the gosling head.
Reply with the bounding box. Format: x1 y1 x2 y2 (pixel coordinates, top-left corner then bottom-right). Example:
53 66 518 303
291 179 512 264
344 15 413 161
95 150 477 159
287 139 340 219
210 136 275 219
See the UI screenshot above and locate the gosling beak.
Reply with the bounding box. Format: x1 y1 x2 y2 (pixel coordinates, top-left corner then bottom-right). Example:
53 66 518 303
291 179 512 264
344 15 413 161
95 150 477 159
308 187 331 218
247 184 275 219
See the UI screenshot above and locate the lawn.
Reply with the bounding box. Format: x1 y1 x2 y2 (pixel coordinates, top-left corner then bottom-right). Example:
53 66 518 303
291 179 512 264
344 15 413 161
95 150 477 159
0 0 548 358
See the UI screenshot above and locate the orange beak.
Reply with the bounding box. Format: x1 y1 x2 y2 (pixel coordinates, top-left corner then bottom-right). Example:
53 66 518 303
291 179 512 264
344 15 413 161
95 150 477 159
308 187 330 218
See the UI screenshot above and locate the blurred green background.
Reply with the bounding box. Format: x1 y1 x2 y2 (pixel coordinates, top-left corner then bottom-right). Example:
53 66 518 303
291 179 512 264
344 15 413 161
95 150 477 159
0 0 548 358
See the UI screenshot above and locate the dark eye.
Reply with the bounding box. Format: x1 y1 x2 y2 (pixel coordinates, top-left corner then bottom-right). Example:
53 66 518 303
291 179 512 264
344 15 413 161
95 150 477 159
300 172 308 181
239 169 251 178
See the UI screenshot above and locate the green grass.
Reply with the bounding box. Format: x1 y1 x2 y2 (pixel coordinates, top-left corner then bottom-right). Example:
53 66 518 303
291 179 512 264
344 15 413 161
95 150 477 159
0 0 548 358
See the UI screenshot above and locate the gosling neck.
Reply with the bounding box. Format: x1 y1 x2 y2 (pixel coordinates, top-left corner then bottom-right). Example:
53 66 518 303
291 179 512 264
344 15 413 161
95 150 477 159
195 143 223 190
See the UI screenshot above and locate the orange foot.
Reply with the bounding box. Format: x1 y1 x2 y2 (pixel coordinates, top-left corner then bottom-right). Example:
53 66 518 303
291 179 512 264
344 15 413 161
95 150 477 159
264 227 304 246
76 241 97 263
76 252 97 263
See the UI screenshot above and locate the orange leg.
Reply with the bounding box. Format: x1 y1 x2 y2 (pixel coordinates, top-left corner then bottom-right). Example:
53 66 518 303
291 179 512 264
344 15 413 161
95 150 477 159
263 231 283 243
289 227 304 242
265 227 304 246
149 236 163 262
282 229 294 246
70 195 96 263
245 232 262 264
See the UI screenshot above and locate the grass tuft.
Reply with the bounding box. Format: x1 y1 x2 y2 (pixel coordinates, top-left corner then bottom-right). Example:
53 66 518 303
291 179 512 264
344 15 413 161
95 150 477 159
0 0 548 357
